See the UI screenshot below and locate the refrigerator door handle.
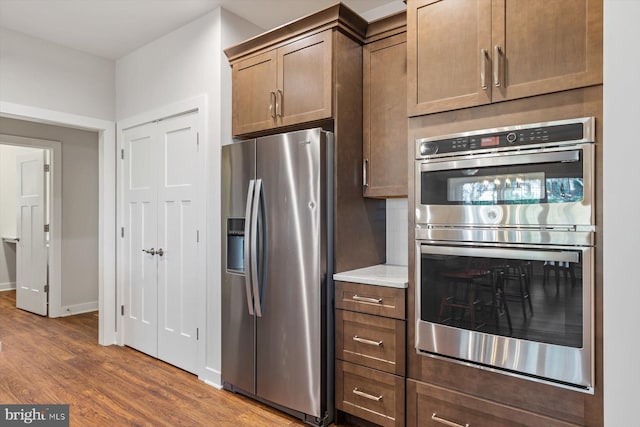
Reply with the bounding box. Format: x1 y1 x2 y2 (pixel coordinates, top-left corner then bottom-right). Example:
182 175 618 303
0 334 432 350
243 179 255 316
251 178 264 317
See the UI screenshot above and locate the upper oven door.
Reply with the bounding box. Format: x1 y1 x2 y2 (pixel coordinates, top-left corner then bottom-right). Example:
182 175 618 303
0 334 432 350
415 143 594 228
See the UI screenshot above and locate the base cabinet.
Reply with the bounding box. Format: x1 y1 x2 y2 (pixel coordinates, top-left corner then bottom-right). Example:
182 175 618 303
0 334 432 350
336 281 406 427
337 361 405 427
406 379 581 427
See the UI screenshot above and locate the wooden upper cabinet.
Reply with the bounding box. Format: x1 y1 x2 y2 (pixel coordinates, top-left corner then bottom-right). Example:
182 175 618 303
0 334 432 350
363 32 408 198
408 0 492 116
492 0 603 102
407 0 603 116
229 30 333 136
277 31 333 128
232 50 278 136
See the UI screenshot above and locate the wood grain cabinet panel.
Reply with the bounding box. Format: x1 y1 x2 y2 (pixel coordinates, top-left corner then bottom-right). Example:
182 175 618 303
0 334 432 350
337 360 405 427
335 281 406 319
230 30 333 136
277 30 333 127
407 379 581 427
335 281 407 425
363 32 408 198
491 0 603 102
232 50 278 135
408 0 492 116
407 0 602 116
336 310 406 375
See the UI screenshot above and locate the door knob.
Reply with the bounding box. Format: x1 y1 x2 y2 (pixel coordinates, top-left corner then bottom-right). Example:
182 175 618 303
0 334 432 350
156 248 164 257
142 247 155 255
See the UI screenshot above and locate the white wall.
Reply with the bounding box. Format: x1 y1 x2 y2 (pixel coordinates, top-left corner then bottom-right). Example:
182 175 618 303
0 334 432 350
603 1 640 424
115 7 261 386
0 145 42 289
386 199 408 266
0 117 99 310
0 28 115 121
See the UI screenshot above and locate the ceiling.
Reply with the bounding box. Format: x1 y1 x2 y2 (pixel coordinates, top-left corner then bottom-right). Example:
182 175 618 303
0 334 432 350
0 0 405 60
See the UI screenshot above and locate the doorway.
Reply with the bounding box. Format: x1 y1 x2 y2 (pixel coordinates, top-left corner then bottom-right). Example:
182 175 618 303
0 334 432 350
0 136 60 317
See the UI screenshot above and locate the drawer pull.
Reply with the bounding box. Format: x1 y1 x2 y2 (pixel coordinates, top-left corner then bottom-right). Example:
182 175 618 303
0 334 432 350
432 413 469 427
353 336 383 347
352 294 383 304
352 387 383 402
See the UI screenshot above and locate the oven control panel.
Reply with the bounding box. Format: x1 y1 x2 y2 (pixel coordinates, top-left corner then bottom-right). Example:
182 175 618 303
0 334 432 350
416 118 594 159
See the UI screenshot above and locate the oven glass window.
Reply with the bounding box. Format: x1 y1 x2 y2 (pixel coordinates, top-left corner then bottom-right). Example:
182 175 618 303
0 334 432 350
422 156 584 206
419 250 583 348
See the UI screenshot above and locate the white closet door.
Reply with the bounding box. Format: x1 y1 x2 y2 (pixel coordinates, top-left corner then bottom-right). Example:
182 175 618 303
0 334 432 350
16 151 47 316
156 112 201 373
123 122 159 357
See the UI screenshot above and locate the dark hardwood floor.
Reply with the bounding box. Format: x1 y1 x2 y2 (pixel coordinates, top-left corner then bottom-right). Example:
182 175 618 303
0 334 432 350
0 290 307 426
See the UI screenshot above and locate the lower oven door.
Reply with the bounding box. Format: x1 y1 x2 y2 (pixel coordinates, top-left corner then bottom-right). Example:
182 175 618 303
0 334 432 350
416 241 593 390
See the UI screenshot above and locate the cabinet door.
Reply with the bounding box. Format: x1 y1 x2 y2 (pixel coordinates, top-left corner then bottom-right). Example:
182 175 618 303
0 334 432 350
277 30 333 127
491 0 603 102
408 0 492 116
232 50 277 136
363 33 408 198
407 380 581 427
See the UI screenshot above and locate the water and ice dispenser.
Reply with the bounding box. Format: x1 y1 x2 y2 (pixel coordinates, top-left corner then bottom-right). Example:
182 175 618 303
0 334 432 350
226 218 245 273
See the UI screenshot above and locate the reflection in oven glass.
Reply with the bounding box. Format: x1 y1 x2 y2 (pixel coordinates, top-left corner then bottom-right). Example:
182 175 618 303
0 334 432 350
420 253 583 348
450 172 545 205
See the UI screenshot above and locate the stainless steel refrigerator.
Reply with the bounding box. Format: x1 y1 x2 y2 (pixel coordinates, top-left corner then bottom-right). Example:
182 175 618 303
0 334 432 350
221 128 334 426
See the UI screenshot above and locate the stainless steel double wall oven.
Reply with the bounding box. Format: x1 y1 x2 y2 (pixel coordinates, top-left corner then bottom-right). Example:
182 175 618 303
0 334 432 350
414 117 596 391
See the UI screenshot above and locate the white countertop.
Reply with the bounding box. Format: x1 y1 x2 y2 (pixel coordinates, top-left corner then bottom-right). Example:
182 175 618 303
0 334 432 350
333 264 408 288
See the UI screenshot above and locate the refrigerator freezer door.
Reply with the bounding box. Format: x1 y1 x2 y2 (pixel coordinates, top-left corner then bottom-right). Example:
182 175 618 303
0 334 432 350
255 129 326 418
221 139 256 394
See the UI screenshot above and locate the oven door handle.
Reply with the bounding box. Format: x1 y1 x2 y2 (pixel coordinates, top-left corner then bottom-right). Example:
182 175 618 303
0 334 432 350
420 149 580 172
420 244 580 263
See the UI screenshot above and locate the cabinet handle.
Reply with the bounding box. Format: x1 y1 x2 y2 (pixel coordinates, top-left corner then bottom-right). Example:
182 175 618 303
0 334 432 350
362 158 369 188
156 248 164 257
142 247 155 255
480 49 488 90
353 388 383 402
352 294 382 304
276 89 283 117
269 91 276 119
432 413 470 427
493 44 502 87
353 336 383 347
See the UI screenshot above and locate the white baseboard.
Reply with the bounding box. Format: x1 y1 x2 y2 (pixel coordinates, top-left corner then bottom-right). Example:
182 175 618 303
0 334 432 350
60 300 98 316
0 282 16 291
200 367 222 389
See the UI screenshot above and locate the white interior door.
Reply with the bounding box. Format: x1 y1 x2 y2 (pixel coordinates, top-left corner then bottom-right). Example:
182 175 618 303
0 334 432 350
156 113 201 373
16 150 48 316
123 122 158 357
121 112 201 374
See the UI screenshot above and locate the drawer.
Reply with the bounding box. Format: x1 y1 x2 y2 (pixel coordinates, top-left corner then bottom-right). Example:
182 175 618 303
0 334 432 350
335 281 405 319
407 379 581 427
336 309 405 375
336 360 405 427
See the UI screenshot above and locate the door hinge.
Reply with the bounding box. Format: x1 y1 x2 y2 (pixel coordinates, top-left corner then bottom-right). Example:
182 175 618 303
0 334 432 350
44 284 49 293
196 328 199 340
121 305 124 316
121 227 124 238
44 164 50 172
44 224 50 232
121 148 124 160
